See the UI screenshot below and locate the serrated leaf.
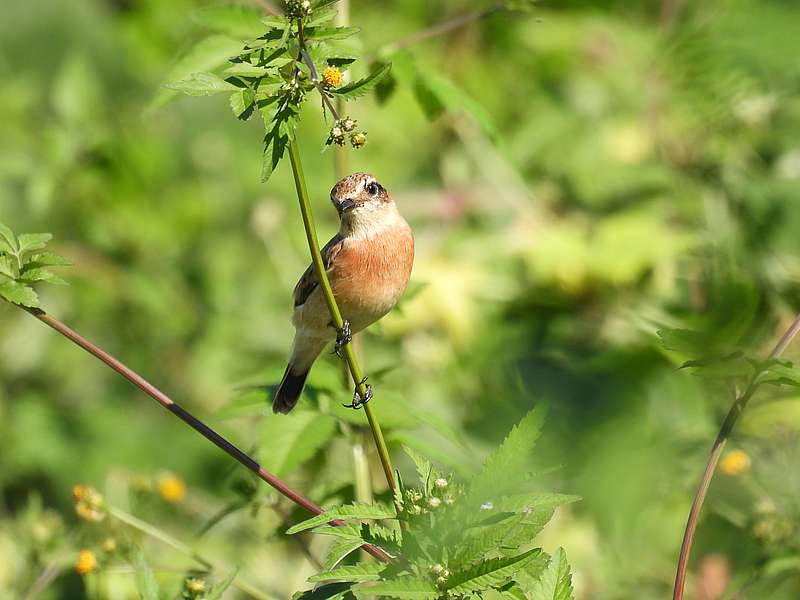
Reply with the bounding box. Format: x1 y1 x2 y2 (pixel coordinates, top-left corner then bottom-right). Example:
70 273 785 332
18 268 67 286
0 256 16 279
494 493 580 515
312 523 363 540
286 502 396 535
323 537 365 571
306 7 338 27
133 549 160 600
529 548 574 600
305 26 360 41
293 582 353 600
261 16 289 29
207 569 239 600
454 514 528 566
17 233 52 255
466 408 546 508
230 88 256 120
447 549 543 594
0 224 17 254
330 63 391 100
151 35 244 109
164 72 239 96
352 576 439 600
403 445 433 491
0 280 39 307
193 6 265 39
309 563 386 583
261 112 294 182
224 64 273 77
259 410 336 477
24 252 72 269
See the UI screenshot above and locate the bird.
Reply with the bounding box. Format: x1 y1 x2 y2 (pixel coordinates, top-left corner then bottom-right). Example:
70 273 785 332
273 172 415 414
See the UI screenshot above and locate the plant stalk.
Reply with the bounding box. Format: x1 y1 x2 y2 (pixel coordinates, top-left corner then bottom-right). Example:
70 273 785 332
21 306 391 563
286 140 397 498
672 313 800 600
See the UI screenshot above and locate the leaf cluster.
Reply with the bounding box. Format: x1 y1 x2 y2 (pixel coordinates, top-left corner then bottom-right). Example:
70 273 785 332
289 409 578 600
163 0 391 181
0 222 70 308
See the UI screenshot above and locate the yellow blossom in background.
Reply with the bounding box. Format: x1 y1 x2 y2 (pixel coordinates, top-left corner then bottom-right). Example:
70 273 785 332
101 537 116 553
322 66 342 88
720 449 751 476
75 549 97 575
157 472 186 503
72 484 106 522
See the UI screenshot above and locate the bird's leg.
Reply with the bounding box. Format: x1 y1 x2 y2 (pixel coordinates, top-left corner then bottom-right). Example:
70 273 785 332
334 319 352 356
342 376 372 410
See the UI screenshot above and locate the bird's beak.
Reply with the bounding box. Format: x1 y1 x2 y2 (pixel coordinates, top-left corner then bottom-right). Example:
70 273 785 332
337 198 357 213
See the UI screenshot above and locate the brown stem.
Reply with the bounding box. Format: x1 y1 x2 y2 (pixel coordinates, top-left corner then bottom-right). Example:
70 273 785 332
672 313 800 600
21 306 391 564
379 4 503 56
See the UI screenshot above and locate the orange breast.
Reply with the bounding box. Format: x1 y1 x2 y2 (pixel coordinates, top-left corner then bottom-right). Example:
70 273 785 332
331 225 414 331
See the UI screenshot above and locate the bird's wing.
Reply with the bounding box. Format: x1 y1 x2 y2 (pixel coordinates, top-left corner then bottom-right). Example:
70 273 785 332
292 234 344 307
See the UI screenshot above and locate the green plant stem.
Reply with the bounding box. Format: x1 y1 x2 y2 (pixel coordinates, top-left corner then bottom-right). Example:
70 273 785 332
109 507 273 600
672 313 800 600
19 306 391 563
286 140 398 499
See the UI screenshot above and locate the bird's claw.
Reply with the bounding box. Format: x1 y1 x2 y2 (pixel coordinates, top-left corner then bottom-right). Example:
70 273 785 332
334 320 353 356
342 377 372 410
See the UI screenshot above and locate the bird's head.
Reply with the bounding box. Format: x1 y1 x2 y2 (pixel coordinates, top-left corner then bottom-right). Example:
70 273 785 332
329 173 395 231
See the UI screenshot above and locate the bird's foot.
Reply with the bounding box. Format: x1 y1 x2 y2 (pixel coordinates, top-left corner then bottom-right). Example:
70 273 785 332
334 320 353 356
342 377 372 410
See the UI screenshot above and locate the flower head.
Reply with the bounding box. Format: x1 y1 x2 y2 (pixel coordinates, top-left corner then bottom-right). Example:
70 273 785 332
350 132 367 149
158 472 186 503
72 484 106 522
434 478 448 489
184 577 208 598
323 66 343 88
720 449 751 476
76 549 98 575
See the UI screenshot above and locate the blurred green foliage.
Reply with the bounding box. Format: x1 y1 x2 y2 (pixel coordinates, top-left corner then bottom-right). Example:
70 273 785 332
2 0 800 598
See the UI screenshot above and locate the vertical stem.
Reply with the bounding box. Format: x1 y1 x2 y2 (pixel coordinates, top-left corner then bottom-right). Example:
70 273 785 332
286 140 398 498
672 314 800 600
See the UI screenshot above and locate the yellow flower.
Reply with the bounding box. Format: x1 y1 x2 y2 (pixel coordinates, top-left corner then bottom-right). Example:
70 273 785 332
322 66 343 88
158 473 186 503
72 484 106 522
185 577 208 596
75 549 97 575
720 449 751 476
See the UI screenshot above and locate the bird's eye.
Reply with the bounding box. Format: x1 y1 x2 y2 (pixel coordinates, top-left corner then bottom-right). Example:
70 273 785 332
366 181 379 196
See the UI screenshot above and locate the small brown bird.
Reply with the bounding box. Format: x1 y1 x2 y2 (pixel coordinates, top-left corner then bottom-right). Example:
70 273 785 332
273 172 414 414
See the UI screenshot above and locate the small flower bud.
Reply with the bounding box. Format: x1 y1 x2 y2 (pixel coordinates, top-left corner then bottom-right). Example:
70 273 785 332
428 497 442 509
185 577 208 598
434 478 448 489
431 564 444 575
436 576 448 587
102 537 117 553
73 485 106 522
341 117 357 132
76 549 98 575
350 132 367 148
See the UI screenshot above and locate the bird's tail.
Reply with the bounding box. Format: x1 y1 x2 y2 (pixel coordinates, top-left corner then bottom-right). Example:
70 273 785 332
272 363 310 414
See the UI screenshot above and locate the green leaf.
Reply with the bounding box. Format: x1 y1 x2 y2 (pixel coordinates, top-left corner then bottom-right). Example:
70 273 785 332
309 563 387 583
259 410 336 478
24 252 72 269
0 256 16 279
229 88 256 120
18 268 67 286
759 359 800 387
322 537 365 571
133 549 160 600
403 445 434 491
207 569 239 600
304 26 360 41
164 72 239 96
415 72 500 142
312 523 363 540
0 222 17 253
657 328 707 354
193 6 265 39
352 576 439 600
447 549 543 594
17 233 52 256
466 408 546 508
529 548 574 600
286 502 396 535
293 583 353 600
151 35 245 109
0 280 39 307
454 514 529 566
261 106 298 182
306 7 338 27
494 493 581 515
330 63 391 100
